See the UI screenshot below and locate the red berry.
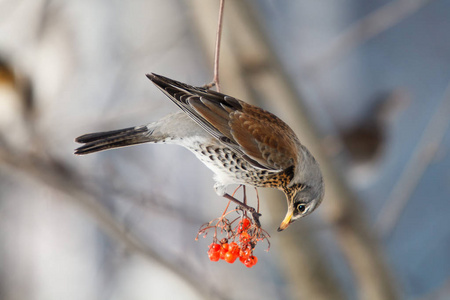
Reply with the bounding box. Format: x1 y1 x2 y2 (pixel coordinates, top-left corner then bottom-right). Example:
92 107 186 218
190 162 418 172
208 250 220 261
239 249 245 258
221 243 229 251
209 243 221 252
208 243 221 261
239 231 250 242
224 251 238 263
239 249 251 260
238 218 251 233
239 255 247 264
244 255 258 268
251 255 258 264
228 242 239 255
242 218 251 230
220 245 229 260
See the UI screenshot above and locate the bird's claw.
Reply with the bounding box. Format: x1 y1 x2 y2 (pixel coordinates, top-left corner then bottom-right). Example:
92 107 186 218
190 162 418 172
236 205 261 227
248 207 262 228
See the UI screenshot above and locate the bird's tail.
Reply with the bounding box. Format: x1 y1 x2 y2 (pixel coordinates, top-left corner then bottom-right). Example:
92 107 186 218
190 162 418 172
74 125 153 155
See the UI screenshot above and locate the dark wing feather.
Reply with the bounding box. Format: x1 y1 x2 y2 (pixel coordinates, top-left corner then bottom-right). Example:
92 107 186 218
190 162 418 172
147 73 298 170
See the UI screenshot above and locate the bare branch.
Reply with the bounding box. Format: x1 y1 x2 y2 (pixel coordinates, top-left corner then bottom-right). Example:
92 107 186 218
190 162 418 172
0 145 230 300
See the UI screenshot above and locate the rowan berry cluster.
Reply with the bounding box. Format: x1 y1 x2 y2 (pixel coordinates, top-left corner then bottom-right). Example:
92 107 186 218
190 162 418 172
195 186 269 267
198 215 269 268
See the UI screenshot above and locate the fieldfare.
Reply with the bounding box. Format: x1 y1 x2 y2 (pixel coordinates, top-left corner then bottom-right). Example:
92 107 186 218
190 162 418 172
75 73 324 231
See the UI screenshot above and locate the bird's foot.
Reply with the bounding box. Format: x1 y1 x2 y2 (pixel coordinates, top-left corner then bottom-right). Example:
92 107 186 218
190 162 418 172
246 207 262 228
222 192 262 227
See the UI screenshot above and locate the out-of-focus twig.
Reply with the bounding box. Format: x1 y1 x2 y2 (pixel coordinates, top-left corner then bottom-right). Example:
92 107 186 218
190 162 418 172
376 81 450 238
0 145 230 300
0 54 226 299
102 168 206 226
304 0 434 78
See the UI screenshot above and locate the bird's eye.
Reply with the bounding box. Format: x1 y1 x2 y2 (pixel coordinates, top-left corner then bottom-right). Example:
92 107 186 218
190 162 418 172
296 204 306 213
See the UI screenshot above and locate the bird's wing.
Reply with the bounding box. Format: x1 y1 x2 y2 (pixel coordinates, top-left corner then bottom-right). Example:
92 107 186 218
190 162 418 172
147 73 298 171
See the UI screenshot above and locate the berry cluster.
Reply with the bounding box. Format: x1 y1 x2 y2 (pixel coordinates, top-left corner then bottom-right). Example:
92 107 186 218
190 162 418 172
208 240 258 267
200 216 268 268
195 186 269 268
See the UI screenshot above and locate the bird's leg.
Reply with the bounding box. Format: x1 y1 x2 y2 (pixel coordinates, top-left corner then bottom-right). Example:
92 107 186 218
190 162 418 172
223 192 261 227
254 187 260 214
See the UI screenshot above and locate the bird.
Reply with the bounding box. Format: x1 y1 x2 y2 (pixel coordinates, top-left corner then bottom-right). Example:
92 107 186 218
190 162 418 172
74 73 324 231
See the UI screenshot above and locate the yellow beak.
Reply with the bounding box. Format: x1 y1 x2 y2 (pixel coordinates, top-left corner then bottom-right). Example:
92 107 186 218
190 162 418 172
277 210 293 232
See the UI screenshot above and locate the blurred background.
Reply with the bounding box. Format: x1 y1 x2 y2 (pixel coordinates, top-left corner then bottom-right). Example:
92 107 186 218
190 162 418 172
0 0 449 299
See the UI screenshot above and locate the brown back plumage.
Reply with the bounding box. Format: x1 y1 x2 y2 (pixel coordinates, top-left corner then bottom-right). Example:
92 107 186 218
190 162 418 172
147 73 299 171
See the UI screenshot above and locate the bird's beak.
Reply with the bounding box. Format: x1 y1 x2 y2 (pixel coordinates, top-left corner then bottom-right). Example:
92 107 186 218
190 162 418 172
277 206 294 232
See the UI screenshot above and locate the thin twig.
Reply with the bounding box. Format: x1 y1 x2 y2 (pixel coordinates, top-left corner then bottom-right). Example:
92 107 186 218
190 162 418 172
376 80 450 238
220 185 240 216
213 0 225 91
204 0 225 91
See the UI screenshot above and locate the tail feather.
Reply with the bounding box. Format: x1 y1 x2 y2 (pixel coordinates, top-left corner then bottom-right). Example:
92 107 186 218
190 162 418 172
75 126 152 155
75 127 138 143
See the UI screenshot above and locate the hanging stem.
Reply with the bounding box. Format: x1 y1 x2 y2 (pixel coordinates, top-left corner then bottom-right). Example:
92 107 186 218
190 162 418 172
204 0 225 91
213 0 225 92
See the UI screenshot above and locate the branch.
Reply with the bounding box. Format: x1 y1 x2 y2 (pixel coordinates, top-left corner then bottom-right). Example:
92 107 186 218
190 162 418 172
0 145 230 300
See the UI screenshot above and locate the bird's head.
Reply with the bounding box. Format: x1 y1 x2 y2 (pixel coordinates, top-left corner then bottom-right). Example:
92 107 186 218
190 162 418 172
277 181 324 231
